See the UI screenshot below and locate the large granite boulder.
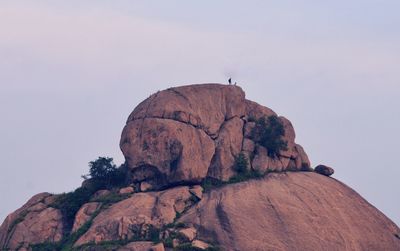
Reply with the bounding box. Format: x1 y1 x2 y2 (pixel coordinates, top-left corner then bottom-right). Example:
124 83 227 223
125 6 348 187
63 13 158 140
179 172 400 251
120 84 311 186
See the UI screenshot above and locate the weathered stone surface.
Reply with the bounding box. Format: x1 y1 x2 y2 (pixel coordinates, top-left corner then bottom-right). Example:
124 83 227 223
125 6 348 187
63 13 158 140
245 99 277 120
118 242 164 251
121 118 215 187
127 84 246 137
0 193 64 250
72 202 102 232
251 145 284 173
118 241 153 251
178 227 197 241
315 164 335 176
207 117 244 181
242 138 255 153
192 239 210 249
75 186 195 246
189 185 203 200
294 144 311 170
278 116 296 158
119 186 135 194
251 145 270 173
140 181 153 192
243 121 255 138
180 172 400 251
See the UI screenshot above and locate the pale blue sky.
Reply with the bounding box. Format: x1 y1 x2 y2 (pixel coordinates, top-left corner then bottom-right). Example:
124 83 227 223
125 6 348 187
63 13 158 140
0 1 399 226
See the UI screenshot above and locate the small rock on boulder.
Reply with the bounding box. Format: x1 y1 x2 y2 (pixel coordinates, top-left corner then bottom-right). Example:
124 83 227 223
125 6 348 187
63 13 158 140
178 227 197 241
192 239 210 250
315 165 335 176
119 186 135 194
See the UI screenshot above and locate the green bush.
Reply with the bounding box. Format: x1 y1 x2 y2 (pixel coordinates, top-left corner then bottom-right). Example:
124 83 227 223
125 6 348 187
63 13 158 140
233 153 248 173
83 157 126 189
51 187 95 230
251 115 288 158
31 242 61 251
201 178 224 192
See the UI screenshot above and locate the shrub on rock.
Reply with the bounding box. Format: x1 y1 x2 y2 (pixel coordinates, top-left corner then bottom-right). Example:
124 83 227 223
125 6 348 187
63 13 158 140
251 116 288 158
84 157 125 189
233 153 248 173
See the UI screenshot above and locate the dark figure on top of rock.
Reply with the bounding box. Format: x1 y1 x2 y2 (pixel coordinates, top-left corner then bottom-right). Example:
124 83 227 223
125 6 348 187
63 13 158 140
228 78 232 84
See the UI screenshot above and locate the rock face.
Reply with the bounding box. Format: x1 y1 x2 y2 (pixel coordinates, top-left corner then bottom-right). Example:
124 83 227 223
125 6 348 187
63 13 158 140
179 172 400 251
120 84 311 187
72 202 102 232
74 186 198 246
1 83 399 251
0 193 64 250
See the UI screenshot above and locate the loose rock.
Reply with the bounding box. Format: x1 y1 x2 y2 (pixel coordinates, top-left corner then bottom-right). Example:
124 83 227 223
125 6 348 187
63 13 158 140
315 165 334 176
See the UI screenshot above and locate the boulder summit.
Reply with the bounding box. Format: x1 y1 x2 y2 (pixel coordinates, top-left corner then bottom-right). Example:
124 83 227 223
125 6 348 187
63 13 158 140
1 84 399 251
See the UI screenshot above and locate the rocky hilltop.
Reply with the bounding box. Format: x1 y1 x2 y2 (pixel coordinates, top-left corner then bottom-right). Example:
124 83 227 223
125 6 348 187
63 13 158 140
1 84 399 251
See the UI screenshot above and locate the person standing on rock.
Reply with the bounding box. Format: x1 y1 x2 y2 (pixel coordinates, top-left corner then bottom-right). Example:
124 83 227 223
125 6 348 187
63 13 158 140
228 78 232 85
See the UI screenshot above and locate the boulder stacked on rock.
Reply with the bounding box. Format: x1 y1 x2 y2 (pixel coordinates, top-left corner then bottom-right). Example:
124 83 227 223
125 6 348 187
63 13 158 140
120 84 311 188
315 164 335 176
1 83 399 251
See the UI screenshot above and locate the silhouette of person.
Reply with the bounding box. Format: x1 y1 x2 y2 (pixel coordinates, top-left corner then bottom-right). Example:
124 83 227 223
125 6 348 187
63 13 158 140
228 78 232 85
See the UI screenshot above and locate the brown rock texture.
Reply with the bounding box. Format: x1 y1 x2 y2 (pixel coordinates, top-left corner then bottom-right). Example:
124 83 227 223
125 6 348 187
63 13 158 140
74 186 196 247
0 193 64 250
117 241 153 251
72 202 102 232
120 84 311 186
179 172 400 251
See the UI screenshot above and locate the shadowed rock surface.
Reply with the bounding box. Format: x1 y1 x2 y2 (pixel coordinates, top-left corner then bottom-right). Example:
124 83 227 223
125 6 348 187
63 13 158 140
1 83 399 250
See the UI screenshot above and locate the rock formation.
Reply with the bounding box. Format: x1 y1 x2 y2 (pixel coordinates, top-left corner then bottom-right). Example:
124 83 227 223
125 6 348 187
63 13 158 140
179 172 400 250
0 83 399 251
120 84 310 189
315 164 335 176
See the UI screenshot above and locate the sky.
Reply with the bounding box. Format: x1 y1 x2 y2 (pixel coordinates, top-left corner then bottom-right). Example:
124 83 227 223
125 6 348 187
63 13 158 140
0 1 399 226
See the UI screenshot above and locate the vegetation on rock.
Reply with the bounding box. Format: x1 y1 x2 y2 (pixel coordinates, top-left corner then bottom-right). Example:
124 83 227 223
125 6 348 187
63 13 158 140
233 153 248 173
82 157 126 189
49 157 129 240
251 115 288 158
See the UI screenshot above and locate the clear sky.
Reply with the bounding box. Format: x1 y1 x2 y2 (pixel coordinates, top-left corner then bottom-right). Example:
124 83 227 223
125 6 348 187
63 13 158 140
0 1 399 226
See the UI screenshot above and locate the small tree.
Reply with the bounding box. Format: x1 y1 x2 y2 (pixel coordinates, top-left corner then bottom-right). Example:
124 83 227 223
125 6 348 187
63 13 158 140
251 115 288 158
233 153 248 173
83 157 124 189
